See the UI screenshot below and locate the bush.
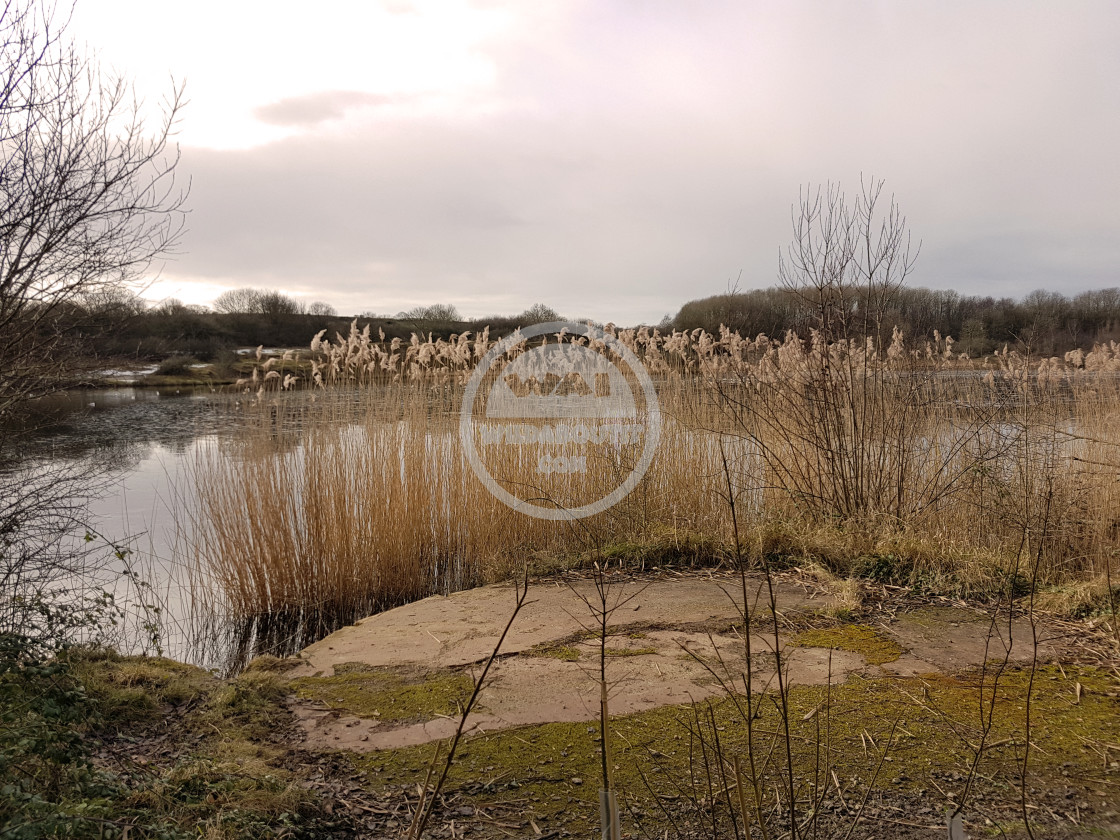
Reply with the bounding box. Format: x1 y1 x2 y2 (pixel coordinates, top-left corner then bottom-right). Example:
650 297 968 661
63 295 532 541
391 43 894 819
0 632 116 837
154 355 199 377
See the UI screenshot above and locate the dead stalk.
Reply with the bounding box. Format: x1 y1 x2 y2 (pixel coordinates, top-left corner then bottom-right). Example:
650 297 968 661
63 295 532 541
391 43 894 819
407 571 532 839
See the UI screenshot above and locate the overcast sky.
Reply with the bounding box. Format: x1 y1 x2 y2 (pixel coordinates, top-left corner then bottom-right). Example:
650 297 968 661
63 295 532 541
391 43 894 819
71 0 1119 325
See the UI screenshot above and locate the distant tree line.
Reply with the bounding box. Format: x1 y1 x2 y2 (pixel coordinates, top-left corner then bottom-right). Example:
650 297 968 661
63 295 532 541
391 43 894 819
61 283 1120 364
672 285 1120 356
212 287 338 317
376 302 566 330
68 290 573 362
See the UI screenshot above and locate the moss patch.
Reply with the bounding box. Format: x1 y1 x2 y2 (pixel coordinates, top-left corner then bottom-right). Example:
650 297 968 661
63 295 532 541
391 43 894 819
351 664 1120 836
202 671 290 740
29 650 347 838
900 604 988 628
291 664 473 723
53 648 1120 838
528 643 582 662
598 526 727 569
68 647 215 725
243 654 305 674
790 623 905 665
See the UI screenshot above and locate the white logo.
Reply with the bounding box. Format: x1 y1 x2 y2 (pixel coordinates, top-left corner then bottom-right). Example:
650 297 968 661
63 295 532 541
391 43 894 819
460 321 661 520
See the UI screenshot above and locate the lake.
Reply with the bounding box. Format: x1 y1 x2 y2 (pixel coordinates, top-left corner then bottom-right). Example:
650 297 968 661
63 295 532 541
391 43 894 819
6 386 244 666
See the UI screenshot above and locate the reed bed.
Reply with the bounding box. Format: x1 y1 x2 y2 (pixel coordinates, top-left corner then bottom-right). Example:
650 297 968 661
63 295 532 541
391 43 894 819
184 322 1120 642
186 376 737 629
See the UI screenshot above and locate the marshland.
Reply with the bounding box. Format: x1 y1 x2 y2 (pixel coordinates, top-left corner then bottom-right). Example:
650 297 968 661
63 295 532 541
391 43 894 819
7 0 1120 830
7 304 1120 837
191 321 1120 643
18 319 1120 660
7 178 1120 836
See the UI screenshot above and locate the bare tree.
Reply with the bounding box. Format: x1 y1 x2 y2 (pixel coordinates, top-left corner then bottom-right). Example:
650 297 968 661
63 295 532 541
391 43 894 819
397 303 460 324
306 300 336 317
212 287 302 317
778 177 918 342
0 0 186 428
212 287 264 314
257 289 302 317
517 302 563 325
0 0 185 642
79 285 147 319
705 180 1004 523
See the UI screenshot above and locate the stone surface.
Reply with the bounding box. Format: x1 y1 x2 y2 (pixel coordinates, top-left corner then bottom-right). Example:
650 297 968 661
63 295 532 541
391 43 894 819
291 575 1067 752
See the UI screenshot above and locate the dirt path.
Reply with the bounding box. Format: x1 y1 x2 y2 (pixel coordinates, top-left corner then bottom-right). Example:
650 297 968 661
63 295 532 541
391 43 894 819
290 571 1071 752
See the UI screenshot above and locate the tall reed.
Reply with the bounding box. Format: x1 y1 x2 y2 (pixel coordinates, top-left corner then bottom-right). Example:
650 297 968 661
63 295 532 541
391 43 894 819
184 322 1120 640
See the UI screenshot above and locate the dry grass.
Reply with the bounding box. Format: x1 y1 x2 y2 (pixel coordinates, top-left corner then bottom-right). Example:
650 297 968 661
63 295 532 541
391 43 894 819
186 391 733 629
183 322 1120 633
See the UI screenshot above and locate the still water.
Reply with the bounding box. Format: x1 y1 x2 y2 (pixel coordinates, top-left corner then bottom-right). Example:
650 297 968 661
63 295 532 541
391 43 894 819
10 387 236 664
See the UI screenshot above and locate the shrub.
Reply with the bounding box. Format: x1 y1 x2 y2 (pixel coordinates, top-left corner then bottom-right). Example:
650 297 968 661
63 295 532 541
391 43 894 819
154 355 199 376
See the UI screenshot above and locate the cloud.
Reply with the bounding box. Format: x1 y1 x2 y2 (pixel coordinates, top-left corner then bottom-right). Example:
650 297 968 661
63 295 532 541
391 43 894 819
253 91 394 127
156 1 1120 324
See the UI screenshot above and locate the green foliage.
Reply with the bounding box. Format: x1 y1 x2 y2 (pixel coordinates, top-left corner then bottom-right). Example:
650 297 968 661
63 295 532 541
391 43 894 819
1067 584 1120 619
1004 568 1033 599
0 640 332 838
0 516 319 838
0 633 92 776
0 632 174 839
855 552 907 583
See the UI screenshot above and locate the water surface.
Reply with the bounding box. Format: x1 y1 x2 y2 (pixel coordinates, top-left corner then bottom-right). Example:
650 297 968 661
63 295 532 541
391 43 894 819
7 387 235 663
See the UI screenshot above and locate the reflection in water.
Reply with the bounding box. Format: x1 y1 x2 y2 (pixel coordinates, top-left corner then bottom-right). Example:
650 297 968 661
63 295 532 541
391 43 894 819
3 388 238 666
10 374 1109 673
223 607 364 676
13 387 230 462
4 386 386 671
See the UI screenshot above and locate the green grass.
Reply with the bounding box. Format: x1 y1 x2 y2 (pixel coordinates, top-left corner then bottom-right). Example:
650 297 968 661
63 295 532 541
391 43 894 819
11 649 335 839
12 641 1119 839
528 643 582 661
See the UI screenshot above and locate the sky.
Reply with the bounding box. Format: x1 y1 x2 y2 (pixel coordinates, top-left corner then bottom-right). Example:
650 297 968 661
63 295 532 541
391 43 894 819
69 0 1120 325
